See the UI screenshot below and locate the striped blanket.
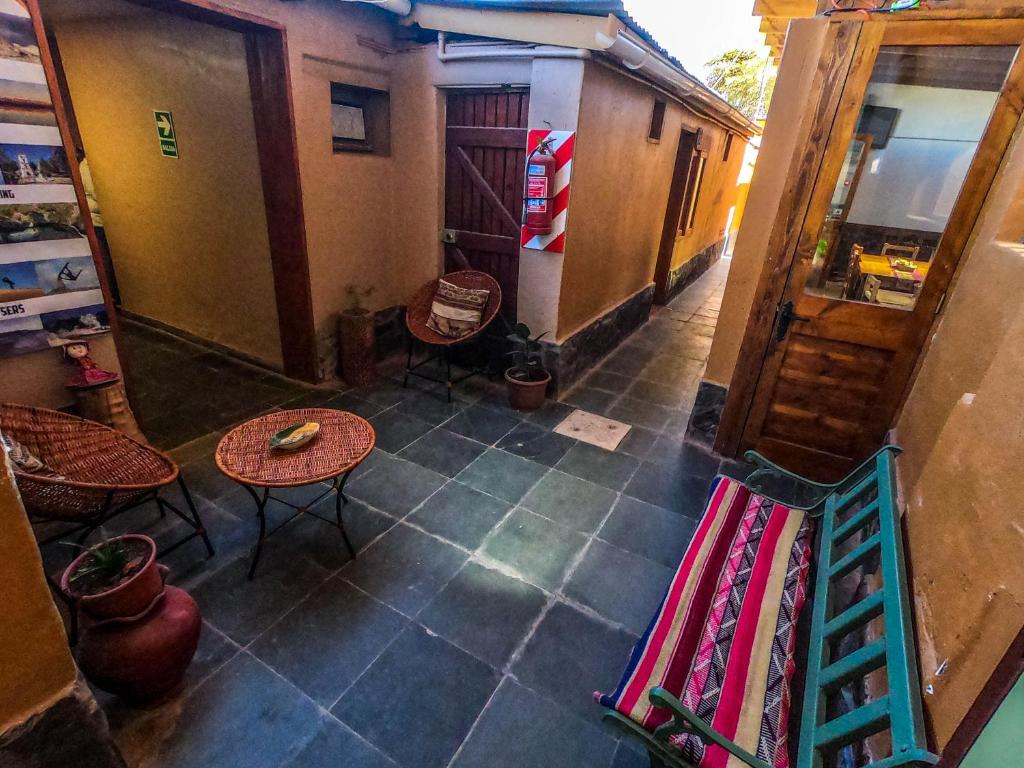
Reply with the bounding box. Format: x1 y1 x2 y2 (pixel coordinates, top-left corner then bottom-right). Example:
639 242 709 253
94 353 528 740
598 476 813 768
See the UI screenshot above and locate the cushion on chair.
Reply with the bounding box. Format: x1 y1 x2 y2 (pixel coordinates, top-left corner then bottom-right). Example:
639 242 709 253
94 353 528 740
599 476 813 768
426 278 491 339
0 432 63 478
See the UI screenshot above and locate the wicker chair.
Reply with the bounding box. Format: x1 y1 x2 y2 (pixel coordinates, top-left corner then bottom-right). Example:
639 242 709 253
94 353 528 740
0 403 213 556
404 270 503 402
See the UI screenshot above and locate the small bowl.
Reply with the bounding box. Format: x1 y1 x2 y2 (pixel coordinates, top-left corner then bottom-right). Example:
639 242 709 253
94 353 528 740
270 422 320 450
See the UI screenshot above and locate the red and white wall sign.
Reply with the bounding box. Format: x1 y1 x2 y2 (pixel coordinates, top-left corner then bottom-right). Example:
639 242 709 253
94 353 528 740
521 129 575 254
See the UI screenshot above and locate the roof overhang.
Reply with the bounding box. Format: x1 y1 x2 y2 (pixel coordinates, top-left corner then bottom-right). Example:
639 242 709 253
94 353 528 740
404 3 761 137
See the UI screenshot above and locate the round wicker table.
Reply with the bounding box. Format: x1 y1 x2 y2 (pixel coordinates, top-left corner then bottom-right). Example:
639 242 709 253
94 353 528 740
215 408 375 579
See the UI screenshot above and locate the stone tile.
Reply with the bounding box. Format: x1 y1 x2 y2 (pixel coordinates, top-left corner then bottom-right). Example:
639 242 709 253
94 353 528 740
444 404 521 445
249 576 408 706
626 379 688 409
191 544 332 645
581 369 635 394
393 390 464 427
341 523 468 616
520 470 618 535
615 425 659 461
719 457 754 482
419 562 547 668
481 508 587 591
623 462 710 519
450 677 617 768
520 400 575 430
346 455 446 517
398 427 488 478
327 392 384 420
496 422 576 467
606 396 674 432
553 409 630 451
407 481 510 550
512 603 637 725
455 449 548 504
332 625 500 768
555 443 639 492
647 437 720 479
599 351 650 377
561 387 617 414
129 652 322 768
367 408 435 453
564 539 675 635
280 716 397 768
611 741 649 768
351 380 412 408
598 496 697 568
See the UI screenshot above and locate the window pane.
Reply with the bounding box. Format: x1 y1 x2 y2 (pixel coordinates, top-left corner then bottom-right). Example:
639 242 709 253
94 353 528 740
805 44 1017 310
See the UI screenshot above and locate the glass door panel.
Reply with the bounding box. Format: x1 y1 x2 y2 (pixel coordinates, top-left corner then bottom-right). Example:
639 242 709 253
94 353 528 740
805 44 1018 310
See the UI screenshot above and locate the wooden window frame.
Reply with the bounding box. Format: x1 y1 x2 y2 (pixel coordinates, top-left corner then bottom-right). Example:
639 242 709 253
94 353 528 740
648 98 667 143
330 82 390 155
679 147 708 236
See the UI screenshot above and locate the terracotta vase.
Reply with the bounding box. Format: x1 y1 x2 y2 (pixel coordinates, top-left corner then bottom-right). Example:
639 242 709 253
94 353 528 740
505 369 551 411
61 535 201 707
338 310 377 386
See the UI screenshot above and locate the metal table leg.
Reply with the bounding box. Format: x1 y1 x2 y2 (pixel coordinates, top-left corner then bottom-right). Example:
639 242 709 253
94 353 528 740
245 485 270 580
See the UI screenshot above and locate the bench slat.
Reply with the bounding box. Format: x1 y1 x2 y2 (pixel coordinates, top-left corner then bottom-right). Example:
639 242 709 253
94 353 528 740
830 531 881 579
820 638 887 691
814 695 891 750
833 498 880 545
832 469 879 514
824 590 885 641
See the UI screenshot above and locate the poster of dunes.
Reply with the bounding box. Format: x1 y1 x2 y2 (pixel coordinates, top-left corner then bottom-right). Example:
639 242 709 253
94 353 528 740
0 0 108 358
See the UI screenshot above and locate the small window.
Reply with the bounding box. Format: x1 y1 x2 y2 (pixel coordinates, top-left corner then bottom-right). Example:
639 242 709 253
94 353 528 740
648 99 666 142
331 82 390 155
723 133 734 162
680 153 707 235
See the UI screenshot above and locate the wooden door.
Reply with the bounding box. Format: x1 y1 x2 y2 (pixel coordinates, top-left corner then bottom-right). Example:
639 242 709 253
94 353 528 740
444 90 529 320
653 129 700 304
739 20 1024 480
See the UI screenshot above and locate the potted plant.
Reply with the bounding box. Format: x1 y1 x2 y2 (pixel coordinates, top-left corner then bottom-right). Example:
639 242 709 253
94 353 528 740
337 284 377 386
61 535 201 706
505 322 551 411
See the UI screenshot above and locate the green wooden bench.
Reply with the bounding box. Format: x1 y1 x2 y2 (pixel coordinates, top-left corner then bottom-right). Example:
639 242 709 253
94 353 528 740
598 445 939 768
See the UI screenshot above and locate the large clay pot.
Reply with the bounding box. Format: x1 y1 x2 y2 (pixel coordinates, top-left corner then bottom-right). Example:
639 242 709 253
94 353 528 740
337 310 377 386
61 535 201 707
505 368 551 412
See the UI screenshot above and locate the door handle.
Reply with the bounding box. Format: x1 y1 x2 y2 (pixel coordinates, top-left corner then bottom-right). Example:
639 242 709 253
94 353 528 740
775 301 811 343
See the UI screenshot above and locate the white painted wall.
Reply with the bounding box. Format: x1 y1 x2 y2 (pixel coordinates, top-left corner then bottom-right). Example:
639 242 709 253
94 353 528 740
847 83 999 232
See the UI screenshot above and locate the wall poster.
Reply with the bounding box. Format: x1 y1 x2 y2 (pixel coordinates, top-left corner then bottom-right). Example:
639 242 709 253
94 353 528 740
0 0 109 358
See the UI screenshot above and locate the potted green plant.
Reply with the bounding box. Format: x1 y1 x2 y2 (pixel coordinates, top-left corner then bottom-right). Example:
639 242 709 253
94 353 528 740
505 323 551 411
337 284 377 386
60 535 202 706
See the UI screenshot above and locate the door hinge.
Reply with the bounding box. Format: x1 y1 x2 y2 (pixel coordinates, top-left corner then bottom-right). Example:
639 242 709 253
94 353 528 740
775 300 811 343
934 291 947 315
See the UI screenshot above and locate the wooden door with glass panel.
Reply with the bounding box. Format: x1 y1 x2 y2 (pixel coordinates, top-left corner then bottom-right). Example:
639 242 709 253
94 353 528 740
741 20 1024 480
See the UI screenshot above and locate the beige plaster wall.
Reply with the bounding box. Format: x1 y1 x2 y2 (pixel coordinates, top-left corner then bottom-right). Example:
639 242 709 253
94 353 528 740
0 451 77 734
557 61 742 341
704 19 828 385
49 2 282 366
893 116 1024 749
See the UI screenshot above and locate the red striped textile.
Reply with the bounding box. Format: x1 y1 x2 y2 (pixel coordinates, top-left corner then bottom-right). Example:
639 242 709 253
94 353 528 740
598 476 813 768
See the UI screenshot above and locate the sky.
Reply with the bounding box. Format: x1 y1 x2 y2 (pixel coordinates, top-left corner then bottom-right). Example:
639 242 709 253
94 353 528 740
621 0 769 80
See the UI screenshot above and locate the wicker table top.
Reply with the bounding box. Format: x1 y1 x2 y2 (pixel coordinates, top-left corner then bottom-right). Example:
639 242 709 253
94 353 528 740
215 409 375 488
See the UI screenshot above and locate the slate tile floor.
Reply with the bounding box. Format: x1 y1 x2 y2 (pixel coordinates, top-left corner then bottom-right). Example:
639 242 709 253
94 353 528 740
72 264 750 768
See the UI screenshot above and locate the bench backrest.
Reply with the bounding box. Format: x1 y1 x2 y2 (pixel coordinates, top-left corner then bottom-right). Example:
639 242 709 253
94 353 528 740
796 447 937 768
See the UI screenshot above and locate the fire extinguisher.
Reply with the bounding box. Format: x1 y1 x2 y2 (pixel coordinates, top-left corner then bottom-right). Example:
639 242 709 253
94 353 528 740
523 138 556 237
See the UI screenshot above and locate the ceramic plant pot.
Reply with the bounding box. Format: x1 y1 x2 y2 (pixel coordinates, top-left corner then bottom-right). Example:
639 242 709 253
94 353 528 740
338 311 378 387
505 368 551 412
61 535 201 707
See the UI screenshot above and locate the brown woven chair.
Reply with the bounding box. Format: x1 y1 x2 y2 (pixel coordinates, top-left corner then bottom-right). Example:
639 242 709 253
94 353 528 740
1 403 213 556
404 270 503 402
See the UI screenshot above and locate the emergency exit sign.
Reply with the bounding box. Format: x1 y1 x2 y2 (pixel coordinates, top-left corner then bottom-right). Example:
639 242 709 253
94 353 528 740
153 110 178 158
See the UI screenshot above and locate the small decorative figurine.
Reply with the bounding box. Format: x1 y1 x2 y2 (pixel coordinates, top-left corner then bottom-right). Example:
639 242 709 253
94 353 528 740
63 341 119 389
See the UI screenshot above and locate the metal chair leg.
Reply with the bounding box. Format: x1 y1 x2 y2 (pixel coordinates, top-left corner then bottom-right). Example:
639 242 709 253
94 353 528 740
445 347 453 404
178 475 215 557
403 336 414 388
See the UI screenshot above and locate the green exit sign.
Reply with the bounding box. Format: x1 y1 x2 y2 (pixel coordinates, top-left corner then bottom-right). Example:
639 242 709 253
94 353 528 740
153 110 178 158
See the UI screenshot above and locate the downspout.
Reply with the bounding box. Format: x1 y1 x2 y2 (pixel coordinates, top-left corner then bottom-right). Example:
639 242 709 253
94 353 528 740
436 31 589 62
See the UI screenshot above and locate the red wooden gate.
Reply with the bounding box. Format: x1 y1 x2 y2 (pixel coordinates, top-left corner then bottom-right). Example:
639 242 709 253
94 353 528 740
444 90 529 320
